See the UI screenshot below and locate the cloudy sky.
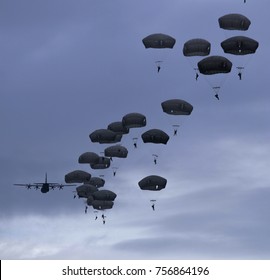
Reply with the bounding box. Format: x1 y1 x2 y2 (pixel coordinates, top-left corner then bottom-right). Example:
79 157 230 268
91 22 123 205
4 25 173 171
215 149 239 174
1 0 270 260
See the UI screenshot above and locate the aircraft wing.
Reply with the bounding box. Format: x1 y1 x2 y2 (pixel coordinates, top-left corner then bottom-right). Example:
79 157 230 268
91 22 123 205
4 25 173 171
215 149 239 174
13 184 41 189
48 183 77 190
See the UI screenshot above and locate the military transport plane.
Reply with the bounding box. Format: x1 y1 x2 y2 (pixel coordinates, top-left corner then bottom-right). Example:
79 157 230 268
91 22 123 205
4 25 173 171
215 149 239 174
14 173 76 193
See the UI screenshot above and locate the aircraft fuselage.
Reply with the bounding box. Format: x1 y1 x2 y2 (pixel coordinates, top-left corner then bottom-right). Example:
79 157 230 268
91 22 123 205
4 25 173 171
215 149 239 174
41 183 50 193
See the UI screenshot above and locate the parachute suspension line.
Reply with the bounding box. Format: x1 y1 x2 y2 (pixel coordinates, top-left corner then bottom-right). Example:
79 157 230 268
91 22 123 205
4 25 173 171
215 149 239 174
235 54 254 80
184 57 200 81
203 73 230 100
212 86 221 94
202 75 220 98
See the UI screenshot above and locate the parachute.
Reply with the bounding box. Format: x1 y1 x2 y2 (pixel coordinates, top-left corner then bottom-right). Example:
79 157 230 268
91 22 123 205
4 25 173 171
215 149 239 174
90 156 111 169
197 56 232 75
92 200 114 210
161 99 193 135
88 176 105 188
218 13 251 31
89 129 122 144
221 36 259 55
65 170 91 184
104 145 128 158
76 184 99 198
142 33 176 72
141 129 170 145
221 36 258 80
107 121 129 135
86 195 94 206
122 113 147 129
138 175 167 210
138 175 167 191
142 33 176 49
183 38 211 57
197 56 232 99
92 189 117 201
78 152 99 164
161 99 193 115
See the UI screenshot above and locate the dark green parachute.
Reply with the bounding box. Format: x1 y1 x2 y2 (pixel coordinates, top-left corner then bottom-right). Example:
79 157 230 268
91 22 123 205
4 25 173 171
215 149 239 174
183 38 211 57
65 170 91 183
107 121 129 135
89 129 122 144
142 33 176 49
76 184 99 198
141 129 169 145
92 189 117 201
86 195 94 206
198 56 232 75
221 36 259 55
138 175 167 191
161 99 193 115
88 177 105 188
122 113 147 129
218 13 251 31
104 145 128 158
92 200 114 210
78 152 99 164
90 156 111 169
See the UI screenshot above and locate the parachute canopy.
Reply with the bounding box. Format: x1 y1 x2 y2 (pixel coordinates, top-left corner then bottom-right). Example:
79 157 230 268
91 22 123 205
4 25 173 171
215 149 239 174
86 195 94 206
104 145 128 158
183 38 211 57
92 200 114 210
221 36 259 55
161 99 193 115
89 129 122 144
138 175 167 191
198 56 232 75
107 121 129 135
78 152 99 164
90 156 111 169
141 129 170 145
65 170 91 183
92 189 117 201
142 33 176 49
89 177 105 188
122 113 147 129
76 184 98 198
218 13 251 31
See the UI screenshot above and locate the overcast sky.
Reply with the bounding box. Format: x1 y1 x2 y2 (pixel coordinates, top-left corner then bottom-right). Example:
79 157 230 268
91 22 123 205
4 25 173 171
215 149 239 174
1 0 270 260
